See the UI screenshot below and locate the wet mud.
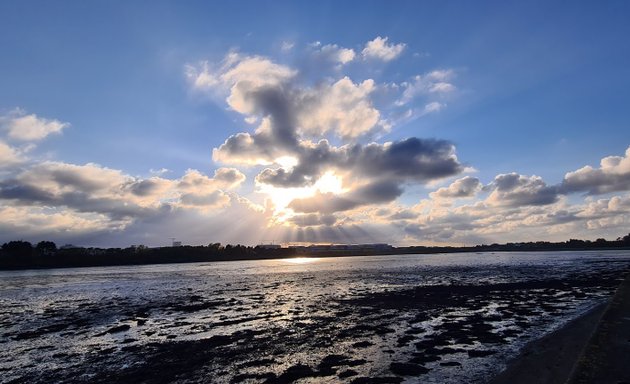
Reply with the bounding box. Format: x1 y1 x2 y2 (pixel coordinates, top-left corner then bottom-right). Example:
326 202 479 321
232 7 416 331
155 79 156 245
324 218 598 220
1 253 629 383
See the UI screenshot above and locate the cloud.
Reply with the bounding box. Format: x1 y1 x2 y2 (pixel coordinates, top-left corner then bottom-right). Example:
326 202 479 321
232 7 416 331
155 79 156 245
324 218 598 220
310 43 356 65
196 56 468 215
1 44 471 246
296 77 381 140
422 102 445 115
430 176 482 199
180 190 230 208
397 70 456 106
254 138 463 194
0 161 247 229
560 146 630 195
288 213 337 227
0 140 22 167
177 168 243 209
149 168 170 176
361 36 406 61
193 54 383 145
289 180 404 214
2 109 69 141
0 205 122 238
213 130 284 166
351 138 463 181
9 43 628 247
280 41 295 52
486 173 559 207
186 54 297 113
212 167 246 188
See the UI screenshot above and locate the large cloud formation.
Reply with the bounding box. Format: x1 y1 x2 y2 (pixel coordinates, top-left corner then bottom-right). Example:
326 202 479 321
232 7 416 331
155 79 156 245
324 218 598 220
1 38 629 247
187 41 463 222
560 147 630 195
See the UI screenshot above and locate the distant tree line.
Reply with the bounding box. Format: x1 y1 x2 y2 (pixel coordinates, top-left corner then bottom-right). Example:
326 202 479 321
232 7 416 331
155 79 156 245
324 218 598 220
0 241 296 270
1 233 629 270
396 233 630 255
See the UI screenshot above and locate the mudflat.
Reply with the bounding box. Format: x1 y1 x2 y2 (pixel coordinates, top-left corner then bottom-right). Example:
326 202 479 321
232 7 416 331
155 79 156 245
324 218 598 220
2 252 629 383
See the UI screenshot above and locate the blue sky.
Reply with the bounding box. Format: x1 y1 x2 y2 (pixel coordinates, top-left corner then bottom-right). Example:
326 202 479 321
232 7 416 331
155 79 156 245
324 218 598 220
1 1 629 247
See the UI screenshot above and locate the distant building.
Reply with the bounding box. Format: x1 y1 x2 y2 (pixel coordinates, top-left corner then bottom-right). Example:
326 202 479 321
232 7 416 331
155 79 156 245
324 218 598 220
257 244 281 249
288 243 393 254
172 241 182 247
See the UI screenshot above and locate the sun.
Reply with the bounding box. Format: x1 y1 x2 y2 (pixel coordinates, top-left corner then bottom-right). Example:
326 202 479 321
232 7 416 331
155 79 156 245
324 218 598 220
258 170 345 222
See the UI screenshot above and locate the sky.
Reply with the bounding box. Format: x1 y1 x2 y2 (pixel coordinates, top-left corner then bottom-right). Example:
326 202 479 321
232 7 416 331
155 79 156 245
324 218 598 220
1 0 629 247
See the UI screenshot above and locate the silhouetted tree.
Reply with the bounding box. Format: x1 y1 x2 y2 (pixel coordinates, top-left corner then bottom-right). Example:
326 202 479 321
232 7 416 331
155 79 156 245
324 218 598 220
36 241 57 255
2 241 33 257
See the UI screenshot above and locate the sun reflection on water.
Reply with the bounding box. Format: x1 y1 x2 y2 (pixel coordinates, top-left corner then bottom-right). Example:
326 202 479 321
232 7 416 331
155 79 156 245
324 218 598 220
284 257 320 264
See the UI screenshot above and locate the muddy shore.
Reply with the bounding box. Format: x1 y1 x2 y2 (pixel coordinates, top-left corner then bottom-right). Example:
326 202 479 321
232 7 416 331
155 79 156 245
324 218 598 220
1 254 629 383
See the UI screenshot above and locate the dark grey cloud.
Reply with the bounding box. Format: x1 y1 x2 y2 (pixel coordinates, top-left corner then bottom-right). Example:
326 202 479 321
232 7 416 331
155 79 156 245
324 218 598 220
560 170 630 195
0 179 151 220
255 140 342 187
256 137 463 190
289 180 403 214
213 84 302 164
487 173 559 207
0 181 55 202
288 213 337 227
289 193 356 214
256 167 313 188
350 138 463 181
557 147 630 195
127 179 163 197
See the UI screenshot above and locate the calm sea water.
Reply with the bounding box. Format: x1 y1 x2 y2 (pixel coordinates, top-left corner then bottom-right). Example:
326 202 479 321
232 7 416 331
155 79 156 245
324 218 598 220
1 251 629 383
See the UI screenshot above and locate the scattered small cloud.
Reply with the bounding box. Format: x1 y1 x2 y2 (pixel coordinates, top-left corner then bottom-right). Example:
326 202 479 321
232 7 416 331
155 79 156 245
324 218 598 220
362 36 406 61
149 168 170 176
310 43 356 65
280 41 295 52
1 109 69 141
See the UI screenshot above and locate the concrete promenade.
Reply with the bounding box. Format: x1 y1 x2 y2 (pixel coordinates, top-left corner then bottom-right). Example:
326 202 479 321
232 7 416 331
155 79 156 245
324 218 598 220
568 272 630 384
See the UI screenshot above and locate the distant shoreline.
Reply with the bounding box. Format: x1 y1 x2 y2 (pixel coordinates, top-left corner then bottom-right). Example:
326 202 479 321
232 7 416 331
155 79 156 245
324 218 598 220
1 240 630 271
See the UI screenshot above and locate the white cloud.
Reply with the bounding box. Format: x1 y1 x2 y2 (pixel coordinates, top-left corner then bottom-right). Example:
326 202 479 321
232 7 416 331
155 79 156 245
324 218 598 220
311 43 356 65
430 176 482 199
2 109 69 141
186 54 297 115
280 41 295 52
296 77 381 139
423 102 445 115
361 36 406 61
0 140 22 167
397 70 456 106
0 205 123 236
149 168 170 176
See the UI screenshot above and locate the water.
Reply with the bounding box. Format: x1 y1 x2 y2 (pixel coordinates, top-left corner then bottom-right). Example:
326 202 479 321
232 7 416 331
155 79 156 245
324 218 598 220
1 251 629 383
